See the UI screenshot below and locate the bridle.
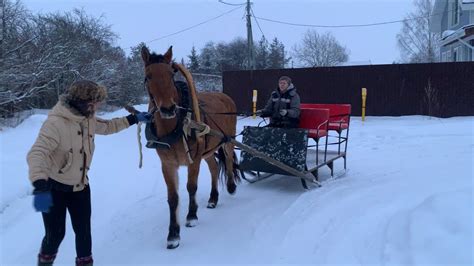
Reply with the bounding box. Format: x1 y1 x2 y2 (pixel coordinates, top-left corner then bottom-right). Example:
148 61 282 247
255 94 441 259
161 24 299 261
142 62 195 150
143 62 192 115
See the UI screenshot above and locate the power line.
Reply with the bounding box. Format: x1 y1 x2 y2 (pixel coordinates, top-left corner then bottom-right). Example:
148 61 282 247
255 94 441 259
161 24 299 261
252 9 450 29
218 0 246 6
250 7 266 40
147 5 243 44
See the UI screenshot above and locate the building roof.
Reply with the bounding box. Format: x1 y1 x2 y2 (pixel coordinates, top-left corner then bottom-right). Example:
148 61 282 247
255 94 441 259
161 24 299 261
462 0 474 10
441 24 474 46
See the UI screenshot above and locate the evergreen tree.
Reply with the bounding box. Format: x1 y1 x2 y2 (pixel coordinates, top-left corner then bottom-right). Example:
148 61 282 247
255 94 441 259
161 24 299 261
255 36 269 69
187 46 200 72
267 38 290 69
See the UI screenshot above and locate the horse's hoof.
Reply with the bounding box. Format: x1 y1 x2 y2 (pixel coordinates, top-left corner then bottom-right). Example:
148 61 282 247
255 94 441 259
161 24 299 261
167 239 180 249
207 202 216 209
227 183 237 195
186 218 198 227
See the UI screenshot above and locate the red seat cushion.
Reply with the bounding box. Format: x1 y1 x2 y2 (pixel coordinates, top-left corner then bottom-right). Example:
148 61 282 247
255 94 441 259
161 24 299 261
298 108 329 140
307 129 328 139
328 122 349 131
301 104 351 132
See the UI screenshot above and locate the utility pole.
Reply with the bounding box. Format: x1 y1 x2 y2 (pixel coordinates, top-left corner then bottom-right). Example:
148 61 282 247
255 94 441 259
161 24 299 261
246 0 255 70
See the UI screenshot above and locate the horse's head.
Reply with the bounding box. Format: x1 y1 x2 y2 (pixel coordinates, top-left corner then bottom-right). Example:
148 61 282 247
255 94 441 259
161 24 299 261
141 46 178 119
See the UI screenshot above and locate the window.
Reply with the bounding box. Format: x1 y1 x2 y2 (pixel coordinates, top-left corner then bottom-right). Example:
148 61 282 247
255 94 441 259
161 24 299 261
470 40 474 61
447 50 452 61
450 0 460 27
453 47 462 61
442 52 447 62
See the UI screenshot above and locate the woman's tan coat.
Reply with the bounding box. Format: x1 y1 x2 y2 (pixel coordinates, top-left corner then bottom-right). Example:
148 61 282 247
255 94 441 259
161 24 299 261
27 97 130 191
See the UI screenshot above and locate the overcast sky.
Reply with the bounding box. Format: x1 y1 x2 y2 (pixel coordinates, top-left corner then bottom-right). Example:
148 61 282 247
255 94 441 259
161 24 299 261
22 0 414 65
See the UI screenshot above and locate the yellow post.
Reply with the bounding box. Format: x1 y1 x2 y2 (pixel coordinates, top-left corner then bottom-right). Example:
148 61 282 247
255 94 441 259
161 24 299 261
252 89 258 119
361 88 367 121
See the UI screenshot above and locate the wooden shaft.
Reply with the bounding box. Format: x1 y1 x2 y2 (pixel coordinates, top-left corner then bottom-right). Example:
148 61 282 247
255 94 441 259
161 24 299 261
174 63 201 123
186 120 320 185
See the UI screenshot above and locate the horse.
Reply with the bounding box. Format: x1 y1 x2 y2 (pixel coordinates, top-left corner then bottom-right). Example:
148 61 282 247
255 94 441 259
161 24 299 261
140 45 240 249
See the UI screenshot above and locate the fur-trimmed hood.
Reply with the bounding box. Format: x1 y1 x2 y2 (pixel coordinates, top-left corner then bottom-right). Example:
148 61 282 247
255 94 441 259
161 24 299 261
65 80 107 102
50 95 89 122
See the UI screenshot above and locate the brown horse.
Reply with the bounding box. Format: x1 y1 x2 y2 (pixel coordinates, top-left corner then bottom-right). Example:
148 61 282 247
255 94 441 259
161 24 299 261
140 46 240 249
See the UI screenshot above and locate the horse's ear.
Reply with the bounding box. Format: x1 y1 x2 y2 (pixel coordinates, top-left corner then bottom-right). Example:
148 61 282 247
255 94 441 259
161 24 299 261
141 46 150 64
164 46 173 64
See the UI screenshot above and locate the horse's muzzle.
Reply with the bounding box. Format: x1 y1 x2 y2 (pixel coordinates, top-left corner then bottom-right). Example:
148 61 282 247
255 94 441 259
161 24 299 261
159 104 177 119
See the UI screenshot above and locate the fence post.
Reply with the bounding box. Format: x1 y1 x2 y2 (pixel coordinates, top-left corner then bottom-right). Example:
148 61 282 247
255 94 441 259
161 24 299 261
252 89 258 119
362 88 367 121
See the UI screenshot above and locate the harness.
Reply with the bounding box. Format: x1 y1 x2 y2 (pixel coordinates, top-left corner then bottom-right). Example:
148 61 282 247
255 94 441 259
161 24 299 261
145 80 192 149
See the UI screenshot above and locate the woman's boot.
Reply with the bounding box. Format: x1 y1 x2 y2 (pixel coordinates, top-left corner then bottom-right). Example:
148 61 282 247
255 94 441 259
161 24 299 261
75 255 93 266
37 253 56 266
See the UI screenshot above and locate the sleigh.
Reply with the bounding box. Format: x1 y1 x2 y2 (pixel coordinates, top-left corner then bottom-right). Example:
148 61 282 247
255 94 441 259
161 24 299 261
238 104 351 189
186 103 351 189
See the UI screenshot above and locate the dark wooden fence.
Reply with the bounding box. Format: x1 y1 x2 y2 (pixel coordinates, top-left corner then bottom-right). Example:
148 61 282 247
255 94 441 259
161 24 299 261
222 62 474 117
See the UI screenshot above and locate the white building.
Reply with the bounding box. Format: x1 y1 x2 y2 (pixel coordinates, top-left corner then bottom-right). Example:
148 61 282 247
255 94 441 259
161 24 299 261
430 0 474 61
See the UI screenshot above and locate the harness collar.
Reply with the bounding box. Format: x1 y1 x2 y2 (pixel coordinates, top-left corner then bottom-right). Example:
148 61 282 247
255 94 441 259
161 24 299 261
144 76 193 150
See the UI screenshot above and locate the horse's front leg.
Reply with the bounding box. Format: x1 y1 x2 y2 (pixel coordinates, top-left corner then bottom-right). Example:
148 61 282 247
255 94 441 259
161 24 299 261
162 163 180 249
186 159 201 227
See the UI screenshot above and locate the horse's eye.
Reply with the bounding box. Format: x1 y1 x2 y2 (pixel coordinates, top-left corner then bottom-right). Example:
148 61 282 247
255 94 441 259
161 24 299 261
146 74 152 80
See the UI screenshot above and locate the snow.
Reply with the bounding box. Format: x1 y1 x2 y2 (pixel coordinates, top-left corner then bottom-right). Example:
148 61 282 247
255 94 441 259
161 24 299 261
442 30 456 39
1 106 473 265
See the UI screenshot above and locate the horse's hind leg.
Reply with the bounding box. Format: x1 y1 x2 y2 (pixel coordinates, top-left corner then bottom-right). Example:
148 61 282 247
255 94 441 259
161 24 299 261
223 143 238 194
185 159 201 227
205 156 219 208
162 163 180 249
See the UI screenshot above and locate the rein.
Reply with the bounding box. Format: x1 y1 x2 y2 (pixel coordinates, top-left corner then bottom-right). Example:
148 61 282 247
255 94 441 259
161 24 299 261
175 106 254 117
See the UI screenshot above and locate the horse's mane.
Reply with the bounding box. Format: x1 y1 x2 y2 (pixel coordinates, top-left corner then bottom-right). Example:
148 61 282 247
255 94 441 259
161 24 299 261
146 53 166 66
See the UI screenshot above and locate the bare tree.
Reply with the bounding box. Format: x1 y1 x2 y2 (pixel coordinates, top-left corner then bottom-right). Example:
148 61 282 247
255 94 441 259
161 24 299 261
292 29 349 67
0 2 145 118
397 0 441 63
423 78 440 117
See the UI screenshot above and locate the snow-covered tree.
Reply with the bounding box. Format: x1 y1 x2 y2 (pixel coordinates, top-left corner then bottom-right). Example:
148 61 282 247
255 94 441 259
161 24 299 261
199 42 218 74
0 1 145 118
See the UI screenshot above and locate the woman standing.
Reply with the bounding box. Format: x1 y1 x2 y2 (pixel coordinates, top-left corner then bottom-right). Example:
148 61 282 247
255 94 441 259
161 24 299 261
27 80 151 266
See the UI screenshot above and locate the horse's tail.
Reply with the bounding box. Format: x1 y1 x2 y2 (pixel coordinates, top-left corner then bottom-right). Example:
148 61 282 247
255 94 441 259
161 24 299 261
215 146 241 194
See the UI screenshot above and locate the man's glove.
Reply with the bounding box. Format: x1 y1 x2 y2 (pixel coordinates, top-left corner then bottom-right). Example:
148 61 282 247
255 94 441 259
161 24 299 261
136 112 153 123
279 109 288 116
258 109 271 118
32 179 53 213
